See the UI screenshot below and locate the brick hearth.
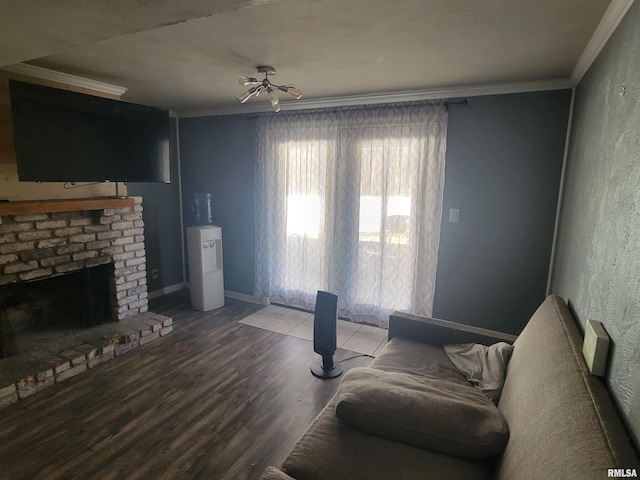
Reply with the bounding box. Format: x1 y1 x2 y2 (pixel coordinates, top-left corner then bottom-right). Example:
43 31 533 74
0 312 173 409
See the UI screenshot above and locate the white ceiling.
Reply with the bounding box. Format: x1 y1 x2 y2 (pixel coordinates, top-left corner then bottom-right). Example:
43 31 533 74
0 0 627 115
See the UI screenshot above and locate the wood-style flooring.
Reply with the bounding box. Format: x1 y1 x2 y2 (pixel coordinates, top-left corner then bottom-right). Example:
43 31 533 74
0 291 372 480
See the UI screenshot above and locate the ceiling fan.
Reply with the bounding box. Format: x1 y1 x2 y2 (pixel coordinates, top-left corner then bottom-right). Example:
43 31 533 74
237 66 302 112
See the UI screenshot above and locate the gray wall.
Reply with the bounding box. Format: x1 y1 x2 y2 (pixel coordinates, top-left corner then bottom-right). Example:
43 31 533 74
178 93 570 335
434 91 571 334
128 117 184 293
550 1 640 446
178 114 256 294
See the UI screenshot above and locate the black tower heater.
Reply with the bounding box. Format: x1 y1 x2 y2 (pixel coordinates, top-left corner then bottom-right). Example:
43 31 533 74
311 290 343 379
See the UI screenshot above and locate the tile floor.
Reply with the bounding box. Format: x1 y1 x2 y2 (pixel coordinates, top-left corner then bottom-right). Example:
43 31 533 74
239 304 388 357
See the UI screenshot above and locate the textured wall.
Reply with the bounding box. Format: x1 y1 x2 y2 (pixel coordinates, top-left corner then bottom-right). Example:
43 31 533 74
550 1 640 446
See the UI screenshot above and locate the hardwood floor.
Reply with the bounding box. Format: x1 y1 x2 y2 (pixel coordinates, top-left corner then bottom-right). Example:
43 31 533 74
0 291 372 480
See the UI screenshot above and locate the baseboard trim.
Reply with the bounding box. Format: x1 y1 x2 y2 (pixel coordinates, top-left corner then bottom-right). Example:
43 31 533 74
163 285 266 305
148 282 186 299
224 290 267 305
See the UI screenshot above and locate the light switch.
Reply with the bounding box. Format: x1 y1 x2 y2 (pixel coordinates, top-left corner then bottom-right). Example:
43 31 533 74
449 209 460 223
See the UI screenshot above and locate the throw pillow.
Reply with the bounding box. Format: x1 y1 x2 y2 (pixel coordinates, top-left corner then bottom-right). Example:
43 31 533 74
335 367 509 459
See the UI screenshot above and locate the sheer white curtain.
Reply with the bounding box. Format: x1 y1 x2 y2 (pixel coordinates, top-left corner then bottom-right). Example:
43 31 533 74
255 102 447 327
254 111 338 309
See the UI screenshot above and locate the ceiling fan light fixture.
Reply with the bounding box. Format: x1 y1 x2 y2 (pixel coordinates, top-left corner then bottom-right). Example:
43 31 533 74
268 88 279 105
269 95 280 112
237 86 258 103
238 75 259 86
237 66 302 111
285 86 302 99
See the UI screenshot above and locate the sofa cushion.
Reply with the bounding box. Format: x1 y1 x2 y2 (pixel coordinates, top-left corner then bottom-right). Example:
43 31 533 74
334 367 510 459
281 394 494 480
371 337 472 386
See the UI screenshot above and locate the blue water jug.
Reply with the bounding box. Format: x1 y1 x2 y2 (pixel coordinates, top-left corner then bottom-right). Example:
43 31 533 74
191 193 213 226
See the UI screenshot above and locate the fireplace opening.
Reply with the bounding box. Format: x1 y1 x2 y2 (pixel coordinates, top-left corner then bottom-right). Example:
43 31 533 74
0 264 115 359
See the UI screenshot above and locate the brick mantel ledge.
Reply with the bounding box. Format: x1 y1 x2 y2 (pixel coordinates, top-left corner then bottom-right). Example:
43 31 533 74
0 197 134 217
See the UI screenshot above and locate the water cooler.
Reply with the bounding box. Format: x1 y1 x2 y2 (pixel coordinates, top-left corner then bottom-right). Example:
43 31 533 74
187 225 224 311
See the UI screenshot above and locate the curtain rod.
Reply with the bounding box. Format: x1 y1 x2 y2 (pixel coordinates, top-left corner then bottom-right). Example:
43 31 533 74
246 98 468 119
444 99 468 108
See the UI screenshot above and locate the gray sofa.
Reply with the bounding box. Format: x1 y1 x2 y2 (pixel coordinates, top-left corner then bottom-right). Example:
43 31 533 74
261 295 639 480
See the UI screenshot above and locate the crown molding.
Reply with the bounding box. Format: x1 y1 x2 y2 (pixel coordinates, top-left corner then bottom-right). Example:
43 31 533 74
2 63 128 97
571 0 636 85
177 78 572 118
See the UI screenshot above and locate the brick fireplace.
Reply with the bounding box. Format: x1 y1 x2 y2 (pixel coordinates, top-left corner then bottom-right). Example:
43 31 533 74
0 196 148 320
0 196 173 409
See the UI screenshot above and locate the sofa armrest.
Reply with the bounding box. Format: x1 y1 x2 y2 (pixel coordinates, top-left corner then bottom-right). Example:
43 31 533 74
388 311 517 346
260 466 296 480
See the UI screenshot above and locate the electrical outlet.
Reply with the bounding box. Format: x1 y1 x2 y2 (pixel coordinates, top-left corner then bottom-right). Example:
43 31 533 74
151 268 159 280
449 209 460 223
